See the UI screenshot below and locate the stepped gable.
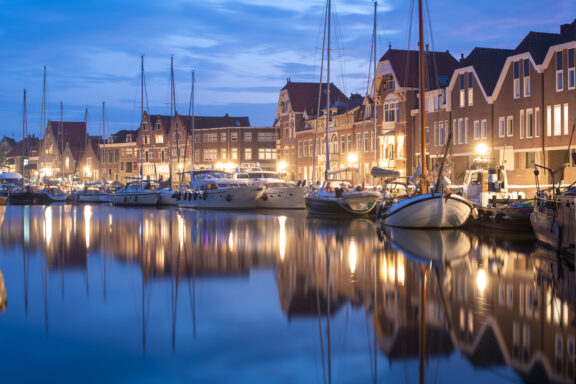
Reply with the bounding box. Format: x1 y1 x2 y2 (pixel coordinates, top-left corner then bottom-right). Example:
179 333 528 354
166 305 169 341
459 48 514 96
555 18 576 45
514 31 559 64
47 121 87 152
380 49 459 90
281 81 349 117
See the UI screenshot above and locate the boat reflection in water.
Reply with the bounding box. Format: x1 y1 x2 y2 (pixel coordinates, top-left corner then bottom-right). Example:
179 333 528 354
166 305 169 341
0 268 6 313
0 205 573 383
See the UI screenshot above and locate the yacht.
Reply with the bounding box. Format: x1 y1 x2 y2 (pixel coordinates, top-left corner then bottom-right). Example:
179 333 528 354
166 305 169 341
306 181 381 216
234 167 306 209
179 170 264 210
107 180 159 207
74 183 108 203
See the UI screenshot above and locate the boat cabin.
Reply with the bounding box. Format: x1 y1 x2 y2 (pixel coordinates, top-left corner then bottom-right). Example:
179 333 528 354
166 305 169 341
462 167 525 207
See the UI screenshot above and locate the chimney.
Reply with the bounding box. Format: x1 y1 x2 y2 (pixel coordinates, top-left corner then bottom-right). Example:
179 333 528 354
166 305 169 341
388 42 391 50
460 53 464 62
561 24 570 34
225 113 229 118
287 77 291 83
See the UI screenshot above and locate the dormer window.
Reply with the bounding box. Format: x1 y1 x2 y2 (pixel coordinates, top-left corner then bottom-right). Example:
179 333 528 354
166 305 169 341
568 48 575 90
556 51 564 92
459 74 465 107
523 59 531 97
513 61 520 99
467 72 473 106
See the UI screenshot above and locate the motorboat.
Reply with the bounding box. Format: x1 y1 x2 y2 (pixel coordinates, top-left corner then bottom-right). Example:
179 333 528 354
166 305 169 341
74 183 108 203
107 181 159 207
8 185 70 205
179 170 264 210
234 167 306 209
305 181 380 216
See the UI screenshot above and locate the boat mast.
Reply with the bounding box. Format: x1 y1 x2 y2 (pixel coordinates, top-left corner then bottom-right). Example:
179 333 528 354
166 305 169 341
22 89 28 177
372 1 378 171
169 56 175 187
324 0 332 181
190 71 196 170
418 0 428 193
140 55 145 186
40 66 46 178
102 101 106 182
59 102 63 180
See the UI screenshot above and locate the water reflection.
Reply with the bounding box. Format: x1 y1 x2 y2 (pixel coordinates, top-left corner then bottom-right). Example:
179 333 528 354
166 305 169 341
0 268 6 312
0 205 573 383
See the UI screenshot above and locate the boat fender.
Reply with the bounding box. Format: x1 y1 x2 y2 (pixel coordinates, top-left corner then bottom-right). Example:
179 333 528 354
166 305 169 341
494 211 503 222
471 207 479 220
202 192 207 200
226 194 232 201
262 193 268 201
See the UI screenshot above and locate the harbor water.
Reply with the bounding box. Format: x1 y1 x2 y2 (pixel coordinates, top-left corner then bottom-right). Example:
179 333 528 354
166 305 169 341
0 205 573 383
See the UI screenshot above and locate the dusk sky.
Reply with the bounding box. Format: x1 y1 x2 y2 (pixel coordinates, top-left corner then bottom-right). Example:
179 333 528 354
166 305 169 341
0 0 574 139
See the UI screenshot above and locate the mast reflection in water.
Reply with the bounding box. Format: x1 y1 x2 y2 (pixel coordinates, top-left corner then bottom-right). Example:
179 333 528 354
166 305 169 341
0 205 573 383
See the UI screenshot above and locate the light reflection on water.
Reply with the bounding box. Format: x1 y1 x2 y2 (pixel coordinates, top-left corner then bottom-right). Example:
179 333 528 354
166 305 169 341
0 205 573 384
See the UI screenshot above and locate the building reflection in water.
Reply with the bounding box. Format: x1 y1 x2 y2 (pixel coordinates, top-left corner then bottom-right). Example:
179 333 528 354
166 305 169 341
0 205 573 383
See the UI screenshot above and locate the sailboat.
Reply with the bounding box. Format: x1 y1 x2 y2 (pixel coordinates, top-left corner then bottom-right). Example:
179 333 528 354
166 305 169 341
108 56 159 207
376 0 473 228
158 56 182 206
305 0 380 216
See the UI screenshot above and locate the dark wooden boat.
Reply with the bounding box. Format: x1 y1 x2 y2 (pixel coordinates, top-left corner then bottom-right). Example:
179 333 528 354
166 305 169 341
467 200 534 232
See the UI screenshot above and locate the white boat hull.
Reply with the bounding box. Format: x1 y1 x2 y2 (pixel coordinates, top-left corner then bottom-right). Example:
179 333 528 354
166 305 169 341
379 193 473 228
108 191 159 206
384 227 471 262
157 189 180 206
76 193 108 203
256 186 306 209
179 187 263 210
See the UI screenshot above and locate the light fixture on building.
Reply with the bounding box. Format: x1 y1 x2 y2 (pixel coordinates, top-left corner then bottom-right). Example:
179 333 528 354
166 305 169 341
347 153 358 164
475 143 489 156
277 161 287 172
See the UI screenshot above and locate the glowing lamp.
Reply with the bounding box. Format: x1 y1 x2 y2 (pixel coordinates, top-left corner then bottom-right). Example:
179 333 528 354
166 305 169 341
475 143 488 156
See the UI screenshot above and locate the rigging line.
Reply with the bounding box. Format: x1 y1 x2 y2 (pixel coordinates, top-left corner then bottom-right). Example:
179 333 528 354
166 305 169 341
403 0 415 88
360 18 376 183
312 1 329 182
424 0 441 91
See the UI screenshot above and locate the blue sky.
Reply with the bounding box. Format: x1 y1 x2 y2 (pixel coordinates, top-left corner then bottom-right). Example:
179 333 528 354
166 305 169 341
0 0 574 138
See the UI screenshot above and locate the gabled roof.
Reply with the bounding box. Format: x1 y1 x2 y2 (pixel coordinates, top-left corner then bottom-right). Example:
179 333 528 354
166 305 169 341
514 31 559 64
109 129 137 143
5 136 39 157
146 113 250 133
47 121 87 153
459 48 514 95
281 81 349 116
555 18 576 45
380 49 459 90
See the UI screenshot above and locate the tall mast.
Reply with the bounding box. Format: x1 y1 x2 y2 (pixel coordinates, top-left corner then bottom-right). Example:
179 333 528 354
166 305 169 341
140 55 145 184
324 0 331 181
84 108 88 182
22 89 28 176
59 102 63 179
102 101 106 182
40 66 46 176
169 56 175 187
373 1 378 167
418 0 428 193
190 71 196 170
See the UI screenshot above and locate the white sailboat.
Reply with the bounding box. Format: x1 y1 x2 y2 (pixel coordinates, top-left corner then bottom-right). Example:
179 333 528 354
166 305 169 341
305 0 380 216
377 0 473 228
107 56 159 206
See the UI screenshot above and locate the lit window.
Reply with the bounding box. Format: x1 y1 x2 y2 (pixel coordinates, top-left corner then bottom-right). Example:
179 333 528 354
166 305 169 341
556 51 564 92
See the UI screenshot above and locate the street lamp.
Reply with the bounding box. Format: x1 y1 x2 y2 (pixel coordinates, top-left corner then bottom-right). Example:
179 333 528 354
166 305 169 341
277 161 287 172
475 143 488 156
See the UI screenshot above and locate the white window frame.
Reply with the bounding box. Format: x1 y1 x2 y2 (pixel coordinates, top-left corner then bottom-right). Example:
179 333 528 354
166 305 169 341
474 120 480 140
464 118 469 144
520 109 525 139
458 118 464 144
481 120 487 139
499 117 505 138
506 116 513 137
554 104 562 136
535 108 540 137
526 109 534 138
564 103 569 135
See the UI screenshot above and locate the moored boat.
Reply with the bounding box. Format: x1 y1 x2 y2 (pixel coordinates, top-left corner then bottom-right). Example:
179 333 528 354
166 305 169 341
179 170 264 210
108 181 159 207
306 181 380 216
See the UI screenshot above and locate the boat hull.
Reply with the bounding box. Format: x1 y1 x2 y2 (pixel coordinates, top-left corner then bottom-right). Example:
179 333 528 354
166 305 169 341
75 193 108 203
306 190 380 216
379 193 473 228
109 191 159 206
257 186 306 209
179 187 263 210
530 206 575 256
468 205 533 232
157 189 181 206
8 191 70 205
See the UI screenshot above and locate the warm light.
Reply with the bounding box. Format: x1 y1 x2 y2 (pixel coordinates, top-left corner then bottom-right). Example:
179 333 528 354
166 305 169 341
278 216 286 261
476 269 487 292
348 239 358 274
347 153 358 164
84 205 92 248
277 161 287 171
228 232 234 251
476 143 489 156
215 162 224 170
397 257 405 286
43 167 53 177
178 163 184 171
178 215 184 250
380 258 388 282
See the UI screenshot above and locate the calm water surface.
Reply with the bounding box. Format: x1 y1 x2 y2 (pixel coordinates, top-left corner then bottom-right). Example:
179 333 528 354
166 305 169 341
0 205 573 384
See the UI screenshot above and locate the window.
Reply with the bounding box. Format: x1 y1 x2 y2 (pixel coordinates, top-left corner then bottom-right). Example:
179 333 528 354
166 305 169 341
564 104 569 135
231 132 238 142
554 104 562 135
143 123 148 131
513 61 520 99
557 51 564 91
144 135 150 144
524 59 531 97
569 48 575 89
433 122 438 146
384 102 398 122
507 116 513 137
244 148 252 160
221 132 227 142
464 118 469 143
474 120 480 140
221 148 227 161
258 132 276 142
453 119 457 144
231 148 238 160
204 133 217 143
341 135 346 152
481 120 487 139
458 119 464 144
203 149 217 161
526 109 534 138
439 121 445 145
155 135 163 144
535 108 540 137
467 72 473 106
520 110 525 139
195 135 200 143
244 132 252 142
258 148 276 160
547 105 552 136
297 142 302 157
459 74 465 107
499 117 506 138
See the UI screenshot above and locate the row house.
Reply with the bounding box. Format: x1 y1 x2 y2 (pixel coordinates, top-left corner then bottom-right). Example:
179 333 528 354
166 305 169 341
38 121 87 180
274 80 348 180
422 19 576 185
99 130 138 182
4 136 39 176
